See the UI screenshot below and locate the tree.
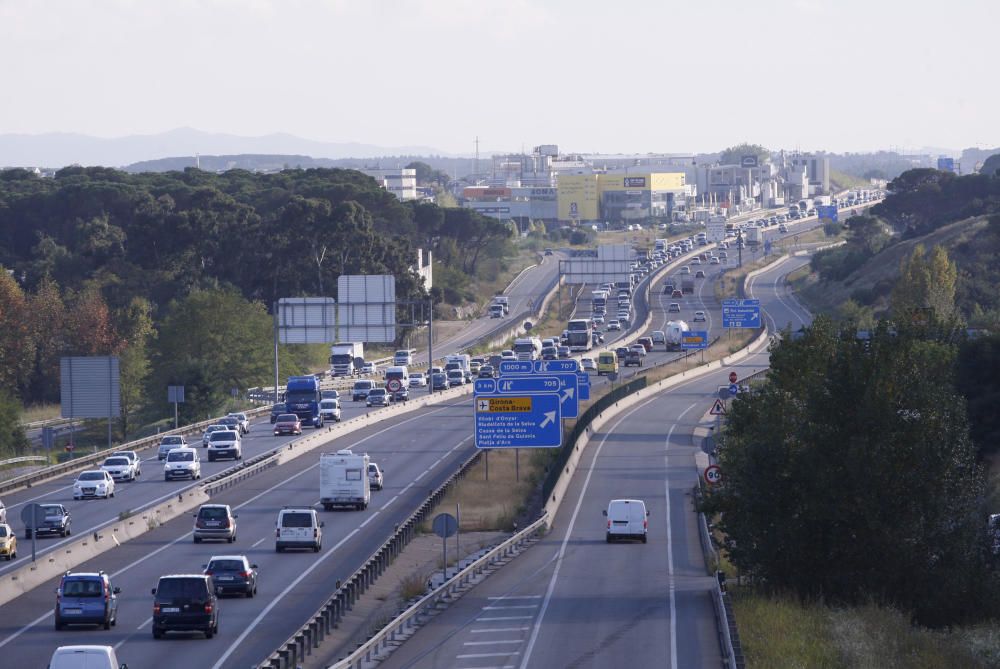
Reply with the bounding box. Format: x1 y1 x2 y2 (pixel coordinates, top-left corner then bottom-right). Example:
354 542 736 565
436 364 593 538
980 153 1000 177
891 244 958 322
0 268 35 396
26 277 67 403
702 317 991 625
148 289 274 423
718 143 770 166
0 389 28 458
116 297 154 439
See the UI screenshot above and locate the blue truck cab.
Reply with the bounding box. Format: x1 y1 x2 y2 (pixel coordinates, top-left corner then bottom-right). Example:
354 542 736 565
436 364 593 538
285 376 324 429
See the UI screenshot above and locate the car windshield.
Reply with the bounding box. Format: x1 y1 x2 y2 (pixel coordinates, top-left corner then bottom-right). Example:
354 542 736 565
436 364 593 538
103 458 128 466
167 451 193 462
277 414 298 422
207 559 244 572
369 388 386 396
409 374 421 380
62 579 103 597
113 452 134 460
207 425 224 432
79 472 103 481
281 512 313 528
271 404 285 412
199 507 229 520
321 400 338 408
42 505 63 517
0 526 7 537
210 432 236 441
162 436 182 444
354 381 373 390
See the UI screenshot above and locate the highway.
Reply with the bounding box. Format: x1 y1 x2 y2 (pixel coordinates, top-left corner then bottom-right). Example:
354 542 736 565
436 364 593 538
0 226 824 667
374 254 814 669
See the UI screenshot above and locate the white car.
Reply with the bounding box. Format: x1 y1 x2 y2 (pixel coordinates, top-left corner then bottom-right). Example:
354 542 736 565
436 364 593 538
693 311 707 322
227 412 250 435
607 320 621 331
73 470 115 500
592 315 605 325
581 358 597 372
319 398 342 423
112 451 141 477
0 498 5 524
100 455 137 482
651 331 666 345
157 435 188 460
206 430 242 462
408 373 427 388
360 362 377 375
367 462 384 490
164 447 201 481
604 498 648 543
500 350 516 361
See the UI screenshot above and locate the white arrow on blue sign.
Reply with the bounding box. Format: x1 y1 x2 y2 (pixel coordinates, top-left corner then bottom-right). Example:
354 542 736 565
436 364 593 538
729 383 739 396
475 393 562 449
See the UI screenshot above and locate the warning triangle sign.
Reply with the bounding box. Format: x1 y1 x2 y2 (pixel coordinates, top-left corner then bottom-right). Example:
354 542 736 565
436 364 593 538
709 398 726 415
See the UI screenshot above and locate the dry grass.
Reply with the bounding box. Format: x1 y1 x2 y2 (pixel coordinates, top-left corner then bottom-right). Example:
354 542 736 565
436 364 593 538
424 449 548 532
732 593 999 669
20 404 62 423
398 572 429 601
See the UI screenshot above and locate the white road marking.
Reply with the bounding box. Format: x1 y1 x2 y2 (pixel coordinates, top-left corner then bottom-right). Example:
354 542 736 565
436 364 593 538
252 536 267 548
360 511 380 528
458 652 520 659
482 604 537 610
487 595 540 600
478 616 534 621
664 403 695 669
379 495 399 511
464 640 523 646
471 626 530 633
210 528 361 669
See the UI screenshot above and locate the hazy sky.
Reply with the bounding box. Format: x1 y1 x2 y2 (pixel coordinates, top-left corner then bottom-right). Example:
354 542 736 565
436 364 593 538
1 0 996 155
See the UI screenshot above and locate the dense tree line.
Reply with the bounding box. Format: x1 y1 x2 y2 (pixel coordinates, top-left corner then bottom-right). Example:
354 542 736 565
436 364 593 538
0 166 513 440
703 314 997 627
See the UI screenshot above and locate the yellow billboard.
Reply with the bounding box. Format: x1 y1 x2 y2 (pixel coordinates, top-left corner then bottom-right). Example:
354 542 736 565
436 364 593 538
557 174 600 221
651 172 686 190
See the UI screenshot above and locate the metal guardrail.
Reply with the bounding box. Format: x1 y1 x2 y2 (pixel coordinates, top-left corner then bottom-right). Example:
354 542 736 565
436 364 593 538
0 456 49 468
711 572 744 669
0 405 269 496
261 445 487 669
327 514 549 669
21 417 73 430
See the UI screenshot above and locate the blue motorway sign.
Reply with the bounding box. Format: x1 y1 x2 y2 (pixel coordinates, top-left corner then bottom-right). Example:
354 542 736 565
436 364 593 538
816 205 838 222
475 393 562 449
577 371 591 401
498 360 534 375
681 331 709 350
722 298 761 329
496 376 562 394
535 359 579 373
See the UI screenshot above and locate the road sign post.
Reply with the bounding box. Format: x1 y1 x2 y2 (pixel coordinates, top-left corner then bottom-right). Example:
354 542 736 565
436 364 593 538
21 503 47 562
432 513 459 583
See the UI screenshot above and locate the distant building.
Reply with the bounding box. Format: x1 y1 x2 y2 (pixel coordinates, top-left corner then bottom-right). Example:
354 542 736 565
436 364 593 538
357 167 418 201
784 153 830 195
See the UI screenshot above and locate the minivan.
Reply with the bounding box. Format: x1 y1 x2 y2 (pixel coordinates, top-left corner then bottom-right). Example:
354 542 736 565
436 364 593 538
275 507 324 553
597 351 618 376
352 379 375 402
151 574 219 638
48 645 127 669
604 499 649 543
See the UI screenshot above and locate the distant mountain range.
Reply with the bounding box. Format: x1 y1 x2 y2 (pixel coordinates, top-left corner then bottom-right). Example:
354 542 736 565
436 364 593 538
0 127 455 169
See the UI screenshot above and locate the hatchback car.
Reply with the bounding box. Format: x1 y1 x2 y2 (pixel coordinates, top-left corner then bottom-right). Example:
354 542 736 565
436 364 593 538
352 379 375 402
151 574 218 639
226 412 250 435
478 365 495 379
651 331 666 345
446 370 465 387
55 571 120 630
366 387 391 407
408 373 427 387
203 555 257 598
637 337 653 352
269 403 286 424
157 435 188 460
73 470 115 500
367 462 384 490
695 270 706 278
26 504 71 539
163 448 201 481
193 504 238 544
668 302 681 313
581 358 597 372
0 523 17 560
672 289 683 298
693 311 707 322
111 451 141 477
710 257 721 264
607 320 621 331
273 413 302 436
431 372 449 391
680 266 691 274
319 398 342 422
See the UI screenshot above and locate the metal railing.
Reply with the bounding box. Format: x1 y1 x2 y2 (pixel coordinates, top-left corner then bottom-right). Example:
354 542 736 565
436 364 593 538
0 405 270 496
260 446 485 669
0 455 49 468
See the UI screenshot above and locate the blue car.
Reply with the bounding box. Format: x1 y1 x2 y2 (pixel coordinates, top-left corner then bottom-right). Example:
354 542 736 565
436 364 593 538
55 571 120 630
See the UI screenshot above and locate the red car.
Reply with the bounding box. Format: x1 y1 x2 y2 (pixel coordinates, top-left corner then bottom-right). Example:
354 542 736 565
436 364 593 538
273 414 302 436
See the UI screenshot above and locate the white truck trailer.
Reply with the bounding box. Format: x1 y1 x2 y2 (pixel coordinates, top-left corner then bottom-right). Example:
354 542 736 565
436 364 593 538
664 320 690 351
320 449 371 510
329 342 364 377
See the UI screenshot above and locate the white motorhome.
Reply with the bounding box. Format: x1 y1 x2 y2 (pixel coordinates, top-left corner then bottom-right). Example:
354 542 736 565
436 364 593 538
319 450 370 511
493 295 510 315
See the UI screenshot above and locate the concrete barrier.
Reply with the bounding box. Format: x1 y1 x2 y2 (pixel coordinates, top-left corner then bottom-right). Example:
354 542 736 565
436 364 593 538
0 487 210 607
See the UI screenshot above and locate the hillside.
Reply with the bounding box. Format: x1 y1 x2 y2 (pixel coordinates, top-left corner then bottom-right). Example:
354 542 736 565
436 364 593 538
791 216 995 321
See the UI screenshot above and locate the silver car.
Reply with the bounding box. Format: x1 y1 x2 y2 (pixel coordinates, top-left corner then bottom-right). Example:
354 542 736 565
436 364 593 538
157 435 188 460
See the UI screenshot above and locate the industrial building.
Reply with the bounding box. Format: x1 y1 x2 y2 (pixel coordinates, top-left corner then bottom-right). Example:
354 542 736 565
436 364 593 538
357 167 418 201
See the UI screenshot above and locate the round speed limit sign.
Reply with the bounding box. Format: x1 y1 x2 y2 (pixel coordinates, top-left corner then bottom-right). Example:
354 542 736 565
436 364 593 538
703 465 723 486
386 379 402 393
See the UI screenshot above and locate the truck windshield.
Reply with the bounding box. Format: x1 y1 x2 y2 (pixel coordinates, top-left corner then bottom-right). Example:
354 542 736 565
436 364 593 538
285 390 316 403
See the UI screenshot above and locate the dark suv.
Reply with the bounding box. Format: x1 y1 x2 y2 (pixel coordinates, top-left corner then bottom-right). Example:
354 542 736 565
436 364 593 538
151 574 219 639
55 571 120 630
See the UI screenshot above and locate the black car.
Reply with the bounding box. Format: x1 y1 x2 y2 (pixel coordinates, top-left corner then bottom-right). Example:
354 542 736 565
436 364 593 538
269 404 286 424
218 416 241 433
203 555 257 598
26 504 71 539
431 373 449 391
390 387 409 402
151 574 219 639
557 346 571 359
541 346 558 361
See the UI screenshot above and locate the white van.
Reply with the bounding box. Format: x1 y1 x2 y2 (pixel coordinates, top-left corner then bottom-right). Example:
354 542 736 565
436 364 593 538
48 645 127 669
604 499 648 543
393 349 413 366
275 507 324 552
